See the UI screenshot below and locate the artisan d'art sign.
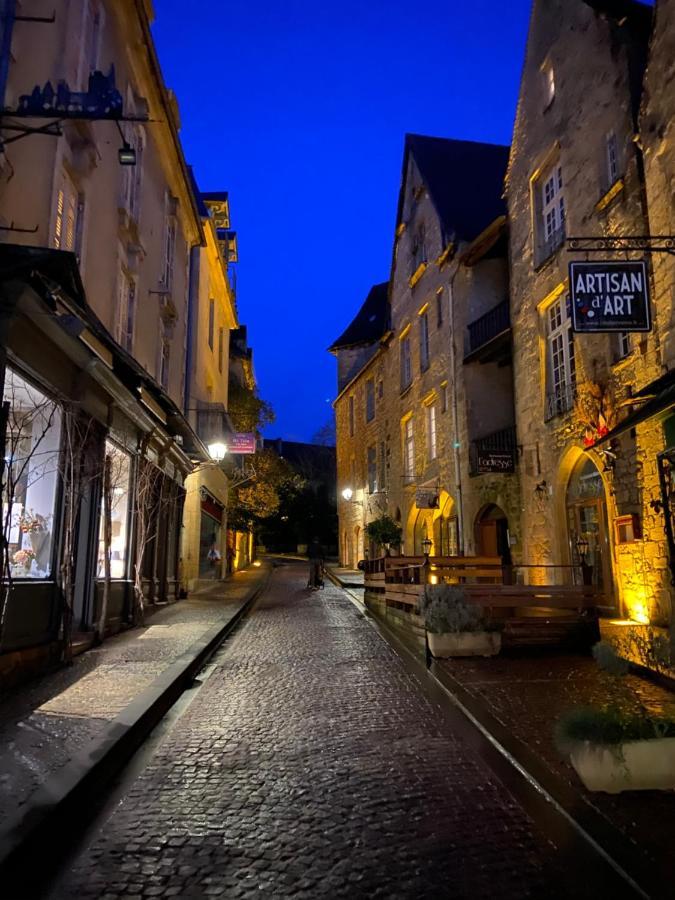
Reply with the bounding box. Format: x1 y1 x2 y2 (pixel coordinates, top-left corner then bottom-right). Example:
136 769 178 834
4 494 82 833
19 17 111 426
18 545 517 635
569 260 651 333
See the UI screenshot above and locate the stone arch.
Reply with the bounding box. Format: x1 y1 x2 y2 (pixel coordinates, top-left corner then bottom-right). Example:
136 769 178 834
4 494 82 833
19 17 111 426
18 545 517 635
474 502 511 563
432 491 458 556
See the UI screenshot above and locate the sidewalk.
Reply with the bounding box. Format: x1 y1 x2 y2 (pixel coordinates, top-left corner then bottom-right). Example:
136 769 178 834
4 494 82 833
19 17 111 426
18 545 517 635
324 563 364 590
436 651 675 893
0 562 270 871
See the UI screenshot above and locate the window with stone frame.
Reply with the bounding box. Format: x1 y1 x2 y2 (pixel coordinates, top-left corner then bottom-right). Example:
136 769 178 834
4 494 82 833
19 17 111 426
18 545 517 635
403 417 415 483
400 334 412 391
117 271 136 353
378 441 386 491
365 378 375 422
436 288 444 327
419 310 430 372
615 331 631 362
367 445 377 493
410 223 427 276
545 294 576 420
534 160 566 264
604 131 621 192
426 402 438 461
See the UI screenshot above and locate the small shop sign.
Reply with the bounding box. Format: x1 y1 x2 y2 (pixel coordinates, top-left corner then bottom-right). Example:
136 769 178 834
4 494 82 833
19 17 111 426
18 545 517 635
230 433 256 454
569 260 651 333
475 450 515 474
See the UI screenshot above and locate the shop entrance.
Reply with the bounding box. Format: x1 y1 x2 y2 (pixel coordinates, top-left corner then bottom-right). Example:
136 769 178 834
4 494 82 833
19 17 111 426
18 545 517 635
476 504 511 564
565 455 615 611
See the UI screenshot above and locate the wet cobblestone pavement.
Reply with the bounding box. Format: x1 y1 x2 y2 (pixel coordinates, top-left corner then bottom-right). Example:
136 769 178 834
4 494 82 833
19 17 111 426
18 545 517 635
439 653 675 887
50 562 598 899
0 568 265 829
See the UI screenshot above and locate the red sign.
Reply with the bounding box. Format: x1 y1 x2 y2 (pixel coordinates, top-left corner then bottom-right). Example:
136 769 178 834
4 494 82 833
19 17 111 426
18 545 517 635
230 433 256 454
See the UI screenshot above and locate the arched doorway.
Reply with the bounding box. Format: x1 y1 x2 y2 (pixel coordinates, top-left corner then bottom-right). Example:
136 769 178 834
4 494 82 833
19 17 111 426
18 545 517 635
411 509 435 555
476 504 511 564
565 455 614 602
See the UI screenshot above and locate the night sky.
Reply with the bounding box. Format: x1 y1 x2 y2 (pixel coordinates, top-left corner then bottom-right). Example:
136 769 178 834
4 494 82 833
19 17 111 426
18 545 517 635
152 0 532 442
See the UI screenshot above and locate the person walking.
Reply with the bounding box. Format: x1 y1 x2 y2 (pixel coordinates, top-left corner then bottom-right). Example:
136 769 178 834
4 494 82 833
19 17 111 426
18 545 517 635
307 536 325 590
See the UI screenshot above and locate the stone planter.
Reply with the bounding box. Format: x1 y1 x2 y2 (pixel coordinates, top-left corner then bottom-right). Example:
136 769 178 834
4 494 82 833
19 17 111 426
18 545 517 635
569 737 675 793
427 631 501 658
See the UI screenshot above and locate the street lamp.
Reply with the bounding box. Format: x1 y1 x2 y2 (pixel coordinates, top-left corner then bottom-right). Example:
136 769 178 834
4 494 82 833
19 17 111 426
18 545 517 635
421 537 432 560
207 441 228 461
342 487 354 501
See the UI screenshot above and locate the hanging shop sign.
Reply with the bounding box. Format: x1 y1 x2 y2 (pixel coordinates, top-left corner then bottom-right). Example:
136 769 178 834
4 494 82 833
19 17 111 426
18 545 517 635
230 433 256 454
475 450 515 474
569 260 651 333
415 489 439 509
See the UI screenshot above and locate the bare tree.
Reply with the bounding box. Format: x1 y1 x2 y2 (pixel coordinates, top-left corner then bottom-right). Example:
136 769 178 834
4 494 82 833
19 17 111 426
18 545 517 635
132 441 170 625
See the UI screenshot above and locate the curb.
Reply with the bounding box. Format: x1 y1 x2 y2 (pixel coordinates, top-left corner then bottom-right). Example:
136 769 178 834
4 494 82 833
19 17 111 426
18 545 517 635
0 567 271 890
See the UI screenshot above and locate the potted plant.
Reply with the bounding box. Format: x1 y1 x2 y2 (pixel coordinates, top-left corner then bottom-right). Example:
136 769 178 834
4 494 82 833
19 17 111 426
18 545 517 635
555 641 675 792
365 515 402 556
418 583 501 658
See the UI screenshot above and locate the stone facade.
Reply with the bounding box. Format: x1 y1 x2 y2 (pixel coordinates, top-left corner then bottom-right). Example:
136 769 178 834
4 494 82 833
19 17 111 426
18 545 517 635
506 0 671 621
333 136 520 567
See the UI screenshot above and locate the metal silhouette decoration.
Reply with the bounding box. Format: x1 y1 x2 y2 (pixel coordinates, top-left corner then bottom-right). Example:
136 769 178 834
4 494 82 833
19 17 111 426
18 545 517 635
16 65 123 120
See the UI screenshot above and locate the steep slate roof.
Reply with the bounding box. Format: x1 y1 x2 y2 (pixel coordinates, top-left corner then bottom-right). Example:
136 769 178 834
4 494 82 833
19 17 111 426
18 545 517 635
328 281 389 352
404 134 510 244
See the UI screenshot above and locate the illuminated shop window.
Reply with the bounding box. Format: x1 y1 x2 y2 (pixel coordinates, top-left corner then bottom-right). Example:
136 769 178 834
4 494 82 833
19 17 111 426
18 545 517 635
97 440 132 579
3 367 61 579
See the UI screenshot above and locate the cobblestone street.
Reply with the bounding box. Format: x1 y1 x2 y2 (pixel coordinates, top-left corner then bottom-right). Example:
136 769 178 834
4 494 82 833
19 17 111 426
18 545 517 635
46 562 610 900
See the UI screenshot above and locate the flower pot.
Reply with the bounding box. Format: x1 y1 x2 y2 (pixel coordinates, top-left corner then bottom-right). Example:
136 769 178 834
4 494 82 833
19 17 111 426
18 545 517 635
427 631 501 658
569 737 675 793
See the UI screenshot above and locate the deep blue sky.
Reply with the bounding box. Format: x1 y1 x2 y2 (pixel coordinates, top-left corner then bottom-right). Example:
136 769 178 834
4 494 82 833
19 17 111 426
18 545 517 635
153 0 532 442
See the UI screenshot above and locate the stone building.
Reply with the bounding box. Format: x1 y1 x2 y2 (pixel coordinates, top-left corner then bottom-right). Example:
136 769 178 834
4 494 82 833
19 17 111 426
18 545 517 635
0 0 221 684
505 0 666 621
332 135 518 566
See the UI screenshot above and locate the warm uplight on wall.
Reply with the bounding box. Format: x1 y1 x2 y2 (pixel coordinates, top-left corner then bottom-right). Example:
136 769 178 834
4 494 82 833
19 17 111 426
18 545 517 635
207 442 228 461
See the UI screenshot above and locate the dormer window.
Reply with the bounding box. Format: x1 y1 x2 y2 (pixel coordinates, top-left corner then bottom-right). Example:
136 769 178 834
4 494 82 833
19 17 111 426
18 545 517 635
542 59 555 107
410 223 427 277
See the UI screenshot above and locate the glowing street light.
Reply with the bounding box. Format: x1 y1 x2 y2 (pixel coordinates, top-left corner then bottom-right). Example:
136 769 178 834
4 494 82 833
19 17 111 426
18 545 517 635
207 441 228 461
341 487 354 501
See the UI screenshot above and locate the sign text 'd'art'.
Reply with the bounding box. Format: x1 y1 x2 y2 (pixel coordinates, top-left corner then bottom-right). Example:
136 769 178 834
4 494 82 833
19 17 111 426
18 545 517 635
569 260 650 333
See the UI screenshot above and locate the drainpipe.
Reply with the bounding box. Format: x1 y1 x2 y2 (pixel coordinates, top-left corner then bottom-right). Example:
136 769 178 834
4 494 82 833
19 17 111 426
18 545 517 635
0 1 16 118
447 261 465 554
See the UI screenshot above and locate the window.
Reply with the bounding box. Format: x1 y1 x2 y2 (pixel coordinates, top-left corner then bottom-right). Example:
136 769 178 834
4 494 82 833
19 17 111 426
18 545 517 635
403 418 415 482
400 334 412 391
365 378 375 422
440 382 448 414
426 403 437 460
162 197 177 290
218 327 224 373
378 441 386 491
542 60 555 106
117 273 136 352
420 311 430 371
545 295 576 419
3 367 62 579
410 224 427 276
123 128 144 221
159 339 170 390
349 395 355 437
536 161 565 262
606 132 619 188
97 441 132 579
615 331 631 361
367 446 377 493
53 169 84 259
378 380 384 400
208 298 215 350
436 289 444 327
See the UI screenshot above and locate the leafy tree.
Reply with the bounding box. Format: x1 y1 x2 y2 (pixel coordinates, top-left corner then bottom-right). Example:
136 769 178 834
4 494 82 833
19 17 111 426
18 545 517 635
228 380 274 434
366 515 402 550
227 449 301 534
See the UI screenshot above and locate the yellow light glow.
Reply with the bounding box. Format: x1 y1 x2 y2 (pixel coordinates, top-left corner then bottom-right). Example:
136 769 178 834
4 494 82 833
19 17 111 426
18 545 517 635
253 560 262 567
622 587 651 625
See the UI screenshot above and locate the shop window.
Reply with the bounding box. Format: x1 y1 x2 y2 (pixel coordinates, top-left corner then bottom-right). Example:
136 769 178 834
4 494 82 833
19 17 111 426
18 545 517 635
3 367 62 579
97 440 132 579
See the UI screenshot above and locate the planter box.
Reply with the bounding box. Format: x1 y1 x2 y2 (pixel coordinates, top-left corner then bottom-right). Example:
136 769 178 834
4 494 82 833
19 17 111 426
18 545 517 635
570 737 675 793
427 631 501 658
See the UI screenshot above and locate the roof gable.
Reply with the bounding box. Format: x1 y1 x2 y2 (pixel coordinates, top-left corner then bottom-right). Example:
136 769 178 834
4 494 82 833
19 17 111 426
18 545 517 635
328 281 389 352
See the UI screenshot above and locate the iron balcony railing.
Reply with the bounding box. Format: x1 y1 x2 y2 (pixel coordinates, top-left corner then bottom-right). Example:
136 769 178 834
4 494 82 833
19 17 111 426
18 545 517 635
465 299 511 359
469 425 517 475
545 381 577 421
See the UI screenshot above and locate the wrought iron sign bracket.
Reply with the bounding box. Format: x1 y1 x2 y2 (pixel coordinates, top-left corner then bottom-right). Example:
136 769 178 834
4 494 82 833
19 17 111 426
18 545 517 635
567 235 675 256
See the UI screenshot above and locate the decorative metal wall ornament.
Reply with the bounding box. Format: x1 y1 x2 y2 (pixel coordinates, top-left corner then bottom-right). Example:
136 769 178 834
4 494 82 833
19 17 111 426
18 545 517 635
567 236 675 256
15 66 123 119
574 381 616 448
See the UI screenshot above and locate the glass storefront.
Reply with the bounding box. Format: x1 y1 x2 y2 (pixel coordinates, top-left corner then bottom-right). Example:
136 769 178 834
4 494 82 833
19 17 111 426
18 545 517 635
3 367 62 579
97 440 132 579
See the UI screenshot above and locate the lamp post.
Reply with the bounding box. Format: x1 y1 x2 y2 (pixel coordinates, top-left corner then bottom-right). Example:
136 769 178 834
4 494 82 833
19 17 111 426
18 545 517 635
575 533 592 586
421 536 432 587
